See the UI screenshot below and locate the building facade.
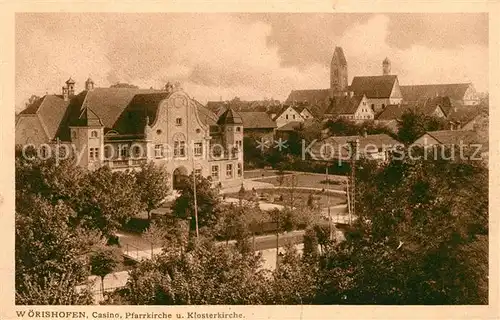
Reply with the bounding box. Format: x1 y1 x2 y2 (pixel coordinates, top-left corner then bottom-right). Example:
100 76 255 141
16 79 244 190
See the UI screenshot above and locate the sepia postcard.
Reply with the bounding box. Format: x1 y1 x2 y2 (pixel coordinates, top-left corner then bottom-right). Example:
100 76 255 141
0 1 499 319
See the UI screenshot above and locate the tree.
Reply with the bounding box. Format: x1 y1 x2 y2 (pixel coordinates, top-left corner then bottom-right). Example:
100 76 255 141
172 173 222 232
16 271 94 305
135 161 171 220
143 220 168 258
122 238 271 304
397 109 448 145
90 246 122 295
15 196 103 302
78 167 144 237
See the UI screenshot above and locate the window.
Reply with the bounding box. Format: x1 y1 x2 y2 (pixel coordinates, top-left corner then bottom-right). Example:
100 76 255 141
132 145 142 157
286 115 289 120
40 146 48 158
212 144 222 157
154 144 164 158
194 142 203 156
91 130 98 138
382 104 386 109
237 163 242 177
120 145 128 158
226 164 233 178
196 128 201 134
58 146 67 158
236 140 242 150
195 168 202 176
363 101 366 106
71 130 77 140
104 145 112 159
174 141 186 157
371 104 375 111
176 118 182 126
89 147 99 161
156 129 162 135
211 165 219 180
236 126 241 132
293 114 296 119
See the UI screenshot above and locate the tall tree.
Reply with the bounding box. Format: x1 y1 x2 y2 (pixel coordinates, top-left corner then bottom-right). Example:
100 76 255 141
135 161 171 220
90 246 122 295
397 109 448 145
172 173 222 232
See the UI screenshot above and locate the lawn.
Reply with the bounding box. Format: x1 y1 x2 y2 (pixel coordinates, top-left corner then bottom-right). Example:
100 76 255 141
226 187 346 209
252 172 347 190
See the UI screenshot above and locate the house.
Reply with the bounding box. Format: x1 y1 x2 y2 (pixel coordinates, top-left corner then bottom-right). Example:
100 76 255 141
236 111 277 140
206 99 281 115
275 119 318 141
400 83 480 106
324 94 373 122
284 89 332 116
412 129 488 162
16 78 244 189
349 75 403 113
446 104 488 131
273 105 307 128
376 98 447 121
308 132 400 162
293 106 315 120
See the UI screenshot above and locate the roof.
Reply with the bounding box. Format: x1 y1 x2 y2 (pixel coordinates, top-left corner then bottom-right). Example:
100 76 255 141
424 130 482 145
325 95 364 115
350 75 398 99
237 111 276 129
276 121 303 132
19 95 70 140
206 100 281 115
400 83 472 102
332 47 347 66
217 107 243 125
292 105 311 114
19 87 218 142
376 98 449 121
285 89 331 105
310 133 400 158
447 105 488 124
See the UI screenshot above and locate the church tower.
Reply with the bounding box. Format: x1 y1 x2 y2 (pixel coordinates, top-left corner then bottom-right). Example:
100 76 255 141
383 57 391 75
330 46 348 97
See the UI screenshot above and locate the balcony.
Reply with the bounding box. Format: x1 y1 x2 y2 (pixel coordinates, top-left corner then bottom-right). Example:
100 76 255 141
103 158 147 168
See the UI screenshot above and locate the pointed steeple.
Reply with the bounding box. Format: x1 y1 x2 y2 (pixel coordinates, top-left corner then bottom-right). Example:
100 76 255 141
217 107 243 125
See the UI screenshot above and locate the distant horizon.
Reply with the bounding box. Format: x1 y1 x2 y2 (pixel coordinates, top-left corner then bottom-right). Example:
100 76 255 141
16 13 488 110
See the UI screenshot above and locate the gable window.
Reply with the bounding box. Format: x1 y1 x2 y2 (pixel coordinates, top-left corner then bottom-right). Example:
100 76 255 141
211 165 219 180
194 142 203 156
237 163 242 177
175 118 182 126
293 114 296 119
174 141 186 157
154 144 164 158
226 164 233 178
91 130 98 138
119 145 128 158
286 115 289 120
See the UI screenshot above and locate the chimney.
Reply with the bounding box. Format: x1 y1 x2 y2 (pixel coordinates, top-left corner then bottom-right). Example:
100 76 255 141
165 82 174 94
85 77 95 91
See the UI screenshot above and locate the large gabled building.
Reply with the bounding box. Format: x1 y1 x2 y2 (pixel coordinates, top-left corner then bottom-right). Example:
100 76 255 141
16 78 244 189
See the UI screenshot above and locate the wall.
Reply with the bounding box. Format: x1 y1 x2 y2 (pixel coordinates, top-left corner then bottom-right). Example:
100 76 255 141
275 107 303 128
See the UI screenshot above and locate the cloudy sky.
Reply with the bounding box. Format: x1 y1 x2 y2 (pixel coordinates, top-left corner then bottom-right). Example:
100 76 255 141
16 13 488 110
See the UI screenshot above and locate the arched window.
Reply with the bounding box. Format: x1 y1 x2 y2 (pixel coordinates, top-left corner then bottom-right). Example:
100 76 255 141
173 133 186 158
91 130 98 138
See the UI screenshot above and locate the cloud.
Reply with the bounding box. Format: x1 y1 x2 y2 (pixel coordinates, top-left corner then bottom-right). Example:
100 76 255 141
15 13 488 112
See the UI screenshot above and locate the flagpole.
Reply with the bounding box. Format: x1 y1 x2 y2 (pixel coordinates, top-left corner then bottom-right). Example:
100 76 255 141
192 146 199 238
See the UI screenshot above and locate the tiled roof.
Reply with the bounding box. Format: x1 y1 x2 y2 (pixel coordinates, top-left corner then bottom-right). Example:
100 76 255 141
22 87 217 141
425 130 481 145
19 95 70 140
217 107 243 125
276 121 303 132
237 111 276 129
447 105 487 124
206 100 281 115
400 83 472 102
285 89 331 105
376 98 448 121
310 133 400 158
376 104 411 120
325 95 364 115
333 47 347 66
350 75 397 99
